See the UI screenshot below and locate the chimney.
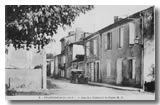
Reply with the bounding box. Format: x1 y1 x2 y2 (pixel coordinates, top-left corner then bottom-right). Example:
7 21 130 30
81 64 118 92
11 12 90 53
114 16 122 23
114 16 119 23
75 27 83 41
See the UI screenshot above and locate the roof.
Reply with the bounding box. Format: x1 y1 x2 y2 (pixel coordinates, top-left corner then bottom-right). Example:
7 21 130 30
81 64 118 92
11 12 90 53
71 40 84 45
53 53 61 58
98 6 154 33
84 32 99 40
84 6 154 39
46 53 54 59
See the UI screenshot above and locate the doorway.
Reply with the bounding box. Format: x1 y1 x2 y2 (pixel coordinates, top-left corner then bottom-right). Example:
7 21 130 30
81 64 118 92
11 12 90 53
95 61 100 82
116 58 123 84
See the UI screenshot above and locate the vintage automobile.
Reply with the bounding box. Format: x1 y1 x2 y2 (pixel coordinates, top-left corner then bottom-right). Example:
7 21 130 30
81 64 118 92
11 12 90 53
70 69 88 84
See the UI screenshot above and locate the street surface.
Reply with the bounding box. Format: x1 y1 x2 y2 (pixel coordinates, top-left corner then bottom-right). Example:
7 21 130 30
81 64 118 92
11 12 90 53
46 78 154 95
16 77 155 100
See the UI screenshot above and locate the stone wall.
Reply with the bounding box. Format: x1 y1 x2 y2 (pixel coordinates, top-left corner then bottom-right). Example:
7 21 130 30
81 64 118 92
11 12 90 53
5 69 42 91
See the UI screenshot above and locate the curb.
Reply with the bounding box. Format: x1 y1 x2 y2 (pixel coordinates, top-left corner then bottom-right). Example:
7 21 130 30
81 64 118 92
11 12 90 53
88 82 142 92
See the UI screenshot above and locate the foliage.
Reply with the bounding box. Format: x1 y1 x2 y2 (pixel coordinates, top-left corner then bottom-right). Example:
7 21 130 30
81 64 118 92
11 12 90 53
5 5 94 50
142 7 154 40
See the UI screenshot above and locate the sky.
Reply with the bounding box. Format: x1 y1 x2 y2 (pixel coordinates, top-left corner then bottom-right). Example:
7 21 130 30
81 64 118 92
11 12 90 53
6 5 151 68
45 5 151 54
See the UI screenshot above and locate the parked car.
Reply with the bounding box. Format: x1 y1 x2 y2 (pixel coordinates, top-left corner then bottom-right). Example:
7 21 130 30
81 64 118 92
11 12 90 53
70 69 88 84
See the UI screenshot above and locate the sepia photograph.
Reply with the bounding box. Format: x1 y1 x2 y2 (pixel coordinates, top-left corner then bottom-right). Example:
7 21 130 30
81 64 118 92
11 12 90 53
5 5 155 100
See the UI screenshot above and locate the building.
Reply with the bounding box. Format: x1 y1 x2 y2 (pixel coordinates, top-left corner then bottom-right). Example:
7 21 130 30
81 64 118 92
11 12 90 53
72 54 85 70
84 32 101 82
53 54 61 78
98 6 154 88
99 16 143 87
46 53 54 76
83 6 154 88
59 29 91 79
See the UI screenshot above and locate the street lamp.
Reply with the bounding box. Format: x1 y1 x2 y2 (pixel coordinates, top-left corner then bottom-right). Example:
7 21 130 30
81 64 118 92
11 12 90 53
134 36 140 44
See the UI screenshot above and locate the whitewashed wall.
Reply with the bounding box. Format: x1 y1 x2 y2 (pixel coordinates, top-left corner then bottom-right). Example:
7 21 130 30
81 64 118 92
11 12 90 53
5 69 42 91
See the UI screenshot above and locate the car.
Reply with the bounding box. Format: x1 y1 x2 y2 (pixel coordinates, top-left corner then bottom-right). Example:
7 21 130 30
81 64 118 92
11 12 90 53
70 69 88 84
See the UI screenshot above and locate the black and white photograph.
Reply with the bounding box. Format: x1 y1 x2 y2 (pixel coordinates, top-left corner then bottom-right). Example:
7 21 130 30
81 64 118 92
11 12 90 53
5 5 155 100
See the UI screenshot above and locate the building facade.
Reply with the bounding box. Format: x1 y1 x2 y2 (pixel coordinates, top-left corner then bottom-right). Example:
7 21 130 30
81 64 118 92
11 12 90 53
53 54 61 78
99 18 143 87
84 32 101 82
98 6 154 88
59 29 89 79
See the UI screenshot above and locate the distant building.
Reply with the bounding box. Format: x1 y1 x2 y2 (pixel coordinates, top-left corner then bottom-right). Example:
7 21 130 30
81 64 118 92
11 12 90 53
59 29 91 79
53 54 61 78
46 53 54 76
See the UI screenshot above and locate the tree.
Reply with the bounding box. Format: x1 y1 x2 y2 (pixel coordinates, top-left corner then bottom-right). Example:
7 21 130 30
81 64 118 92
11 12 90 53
5 5 94 50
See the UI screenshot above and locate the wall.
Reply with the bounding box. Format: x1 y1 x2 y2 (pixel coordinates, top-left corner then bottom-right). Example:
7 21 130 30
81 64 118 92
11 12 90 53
100 21 142 87
143 7 155 83
5 69 42 91
6 44 43 69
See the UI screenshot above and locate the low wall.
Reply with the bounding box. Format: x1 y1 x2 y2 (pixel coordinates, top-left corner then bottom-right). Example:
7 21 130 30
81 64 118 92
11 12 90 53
5 69 42 91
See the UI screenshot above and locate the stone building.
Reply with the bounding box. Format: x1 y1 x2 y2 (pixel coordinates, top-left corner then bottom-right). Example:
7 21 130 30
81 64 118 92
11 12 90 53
84 6 154 88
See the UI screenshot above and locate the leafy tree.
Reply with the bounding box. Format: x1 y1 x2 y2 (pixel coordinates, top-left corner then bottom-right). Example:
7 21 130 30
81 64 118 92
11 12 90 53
5 5 94 50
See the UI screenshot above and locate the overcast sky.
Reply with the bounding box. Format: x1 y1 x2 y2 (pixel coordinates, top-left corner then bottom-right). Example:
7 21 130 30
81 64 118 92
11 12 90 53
45 5 151 54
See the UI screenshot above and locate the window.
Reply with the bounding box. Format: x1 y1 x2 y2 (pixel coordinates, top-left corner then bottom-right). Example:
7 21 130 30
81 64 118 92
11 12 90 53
104 35 107 49
129 23 136 45
78 63 83 70
86 41 90 56
72 64 77 69
107 60 111 77
107 33 112 49
128 59 136 79
119 28 124 48
93 39 97 56
104 32 112 50
91 62 95 82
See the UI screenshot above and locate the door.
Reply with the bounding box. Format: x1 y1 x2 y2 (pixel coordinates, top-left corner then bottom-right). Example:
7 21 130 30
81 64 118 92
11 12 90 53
116 58 123 84
128 58 136 79
95 61 100 82
91 62 94 82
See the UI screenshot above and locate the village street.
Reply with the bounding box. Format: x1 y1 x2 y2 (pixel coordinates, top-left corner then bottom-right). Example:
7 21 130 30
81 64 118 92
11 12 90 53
14 77 154 100
46 78 154 96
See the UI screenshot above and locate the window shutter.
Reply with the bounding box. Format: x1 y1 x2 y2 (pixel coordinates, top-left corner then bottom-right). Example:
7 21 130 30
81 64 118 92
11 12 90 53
107 60 111 77
104 35 107 50
93 39 97 56
119 28 124 48
129 23 136 44
132 59 136 79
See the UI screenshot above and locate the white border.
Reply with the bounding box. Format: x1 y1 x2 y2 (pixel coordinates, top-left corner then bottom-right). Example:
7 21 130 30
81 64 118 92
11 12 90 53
1 0 160 104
